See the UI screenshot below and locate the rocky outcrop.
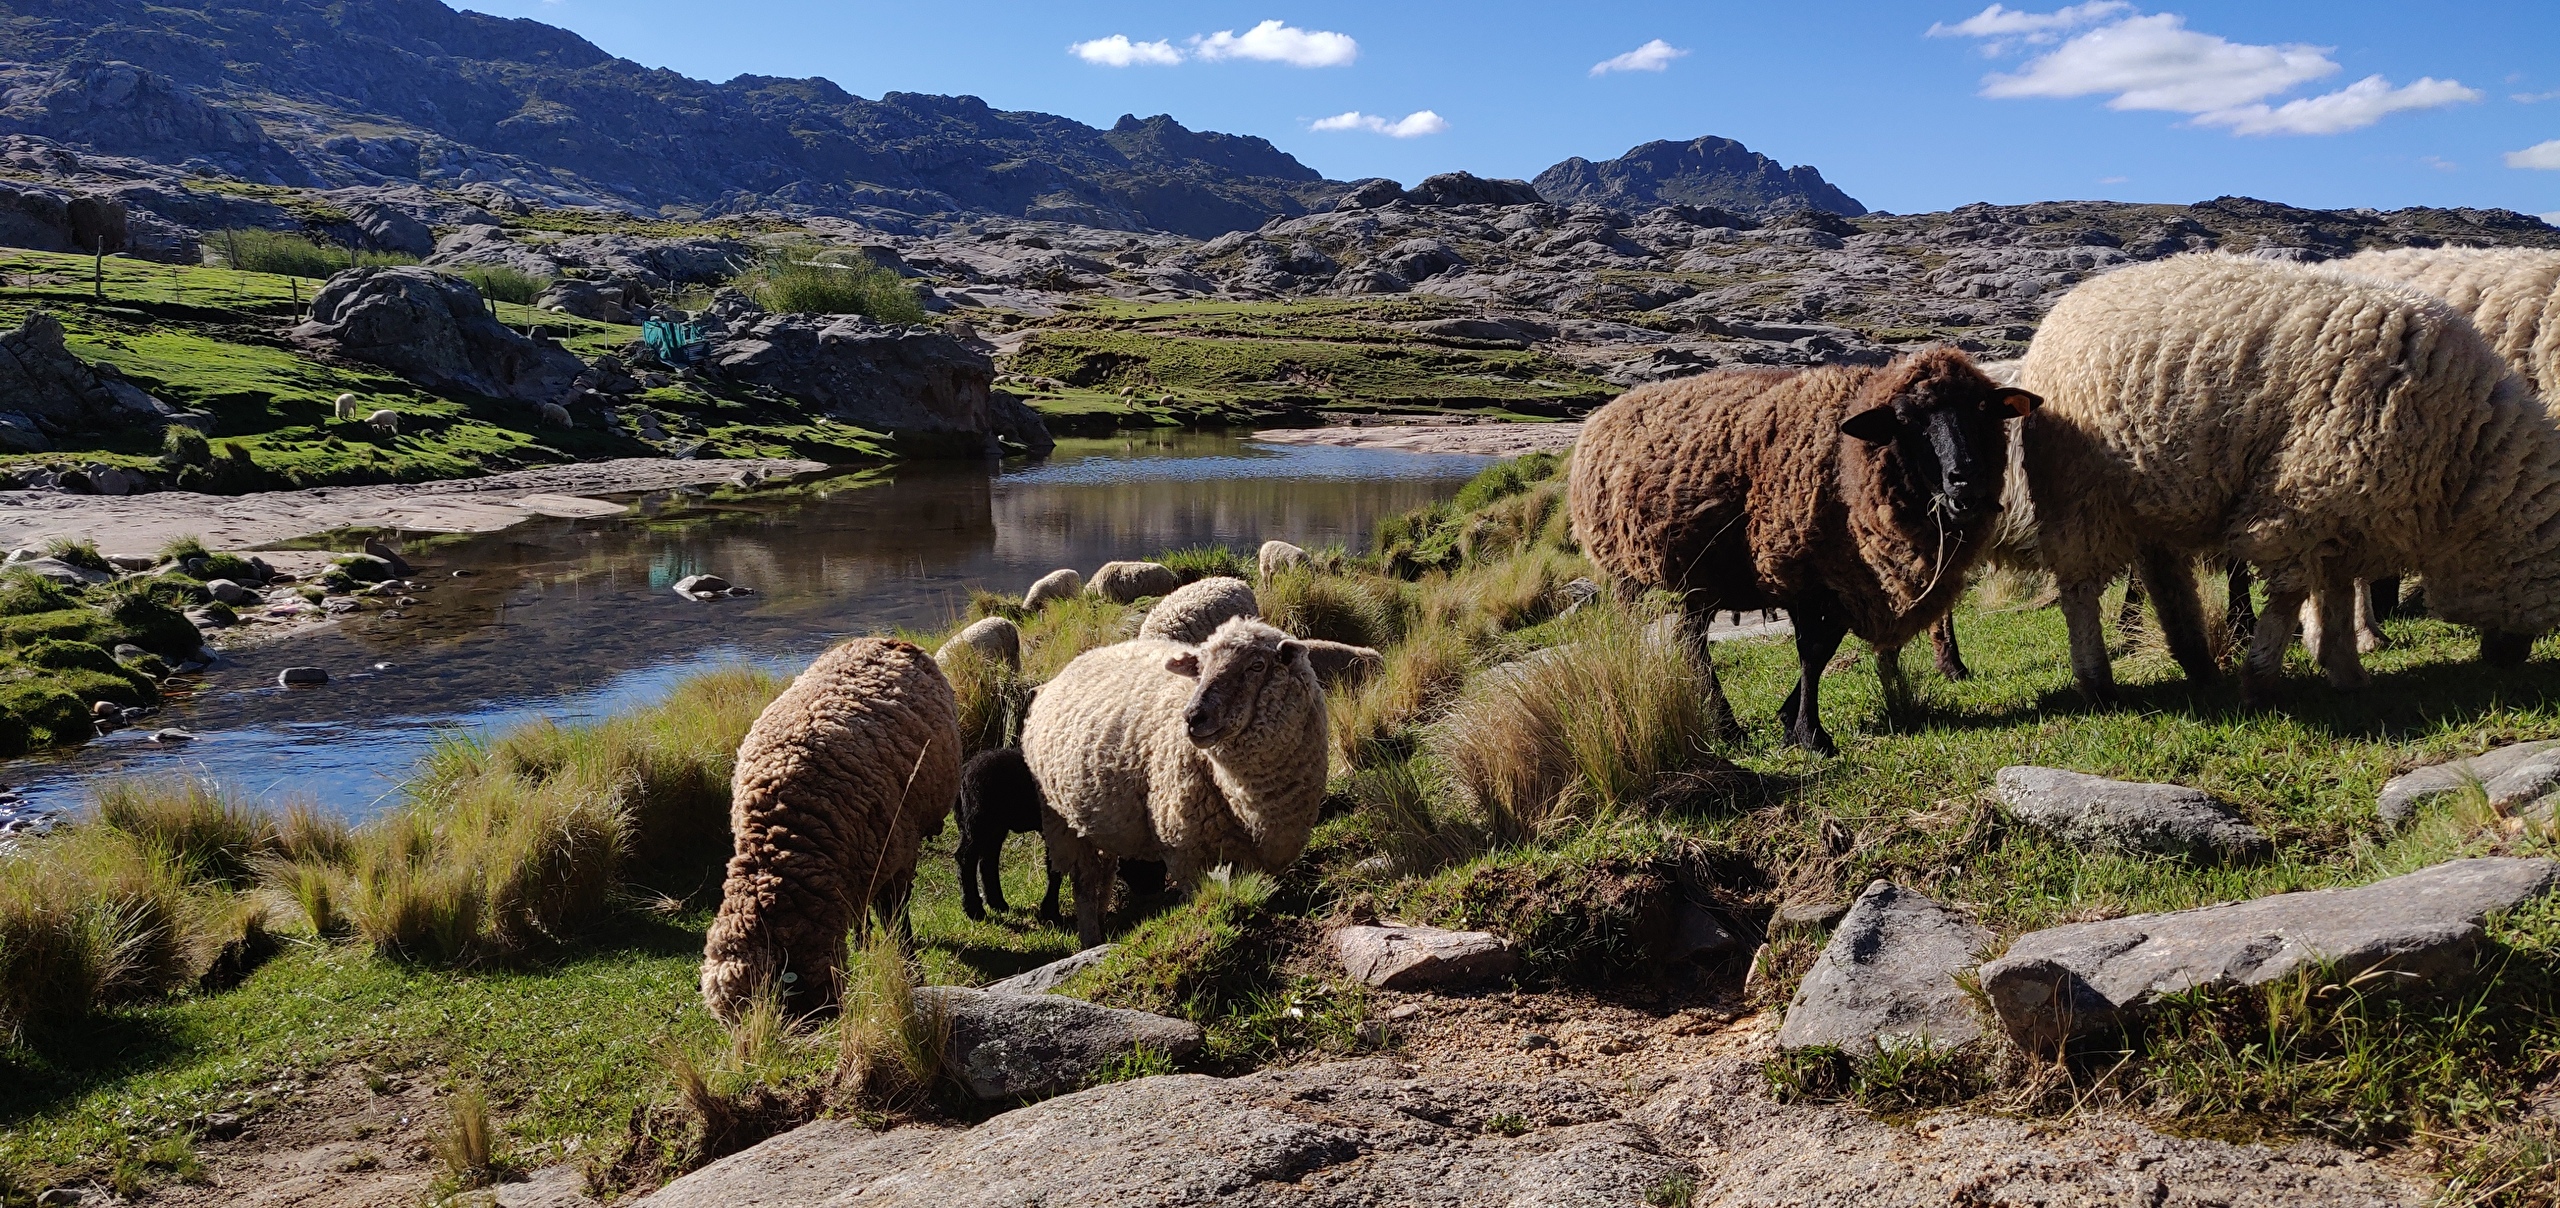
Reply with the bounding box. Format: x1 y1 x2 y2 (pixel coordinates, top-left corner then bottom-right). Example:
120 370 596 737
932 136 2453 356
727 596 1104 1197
0 59 307 185
985 944 1117 994
1405 172 1543 208
1995 766 2272 862
0 311 181 449
1776 881 1991 1055
1981 857 2560 1051
1534 135 1866 217
2378 740 2560 826
708 315 1044 453
0 182 127 255
288 266 584 404
922 986 1203 1100
1334 925 1520 990
340 197 433 257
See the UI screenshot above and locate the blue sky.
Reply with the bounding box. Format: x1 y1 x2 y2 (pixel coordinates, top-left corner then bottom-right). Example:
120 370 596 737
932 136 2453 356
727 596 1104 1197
466 1 2560 219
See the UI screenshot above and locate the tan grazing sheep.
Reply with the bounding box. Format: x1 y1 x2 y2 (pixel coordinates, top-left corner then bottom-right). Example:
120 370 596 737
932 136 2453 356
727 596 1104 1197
537 401 574 429
366 409 400 436
1257 539 1308 582
2019 254 2560 703
1569 347 2037 753
1300 638 1384 689
936 615 1021 671
1024 568 1082 611
701 637 961 1021
2338 247 2560 399
1023 617 1329 946
1090 560 1181 604
1136 577 1259 644
333 392 361 421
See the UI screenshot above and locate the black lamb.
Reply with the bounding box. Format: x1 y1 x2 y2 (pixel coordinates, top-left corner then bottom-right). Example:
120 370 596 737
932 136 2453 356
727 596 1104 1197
955 747 1168 922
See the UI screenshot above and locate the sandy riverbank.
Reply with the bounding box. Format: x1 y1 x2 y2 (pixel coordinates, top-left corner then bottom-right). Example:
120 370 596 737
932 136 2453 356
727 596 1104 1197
1253 422 1581 458
0 457 829 558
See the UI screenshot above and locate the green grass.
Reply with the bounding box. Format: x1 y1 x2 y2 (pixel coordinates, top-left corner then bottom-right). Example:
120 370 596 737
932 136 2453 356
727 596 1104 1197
447 264 548 305
206 229 414 279
732 250 926 325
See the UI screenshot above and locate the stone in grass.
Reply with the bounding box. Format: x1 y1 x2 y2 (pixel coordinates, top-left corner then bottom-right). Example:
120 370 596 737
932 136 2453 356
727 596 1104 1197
1995 766 2271 863
277 666 328 686
1981 856 2560 1052
1335 924 1520 991
987 944 1119 995
2377 740 2560 827
919 986 1203 1101
671 573 731 600
1776 881 1992 1055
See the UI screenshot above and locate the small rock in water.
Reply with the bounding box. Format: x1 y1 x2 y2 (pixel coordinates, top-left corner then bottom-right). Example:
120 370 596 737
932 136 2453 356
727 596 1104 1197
372 662 399 673
277 667 329 686
395 596 418 607
151 728 197 743
380 610 404 619
203 578 255 605
451 569 475 578
111 643 146 661
322 597 361 614
90 700 119 719
672 573 732 600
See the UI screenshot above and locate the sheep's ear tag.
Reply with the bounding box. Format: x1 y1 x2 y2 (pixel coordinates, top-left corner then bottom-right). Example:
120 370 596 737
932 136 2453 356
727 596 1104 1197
1840 405 1900 444
1167 651 1201 678
1993 388 2043 418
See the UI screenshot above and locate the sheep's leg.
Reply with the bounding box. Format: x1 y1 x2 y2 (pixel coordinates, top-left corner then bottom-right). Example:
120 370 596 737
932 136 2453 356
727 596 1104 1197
2356 579 2390 653
2114 572 2148 642
956 843 986 921
1928 614 1971 681
2369 576 2403 620
1041 817 1116 948
2241 583 2310 705
1038 859 1064 924
2136 547 2216 685
1782 606 1848 755
1677 597 1743 745
1874 643 1913 717
2059 578 2117 703
978 833 1011 915
2312 564 2369 690
2223 561 2257 651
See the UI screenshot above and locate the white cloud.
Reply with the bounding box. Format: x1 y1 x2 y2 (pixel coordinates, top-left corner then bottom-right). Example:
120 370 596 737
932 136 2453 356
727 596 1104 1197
1927 1 2129 42
2098 174 2129 183
1590 39 1689 76
1309 110 1448 137
2196 75 2482 135
1069 34 1182 67
2517 90 2560 103
2543 212 2560 225
2510 140 2560 170
1193 20 1357 67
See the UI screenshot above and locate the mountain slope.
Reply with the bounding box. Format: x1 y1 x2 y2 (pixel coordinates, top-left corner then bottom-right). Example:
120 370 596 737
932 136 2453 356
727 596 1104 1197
1534 136 1866 217
0 0 1342 235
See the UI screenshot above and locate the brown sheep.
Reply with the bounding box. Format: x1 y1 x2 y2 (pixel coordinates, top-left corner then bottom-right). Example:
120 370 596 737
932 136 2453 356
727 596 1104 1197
701 637 961 1022
1569 347 2040 753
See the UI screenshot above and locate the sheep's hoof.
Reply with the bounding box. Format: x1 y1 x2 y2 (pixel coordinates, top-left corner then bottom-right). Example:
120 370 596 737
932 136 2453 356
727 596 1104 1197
2481 630 2535 667
1788 725 1838 757
1935 659 1972 682
2237 666 2286 708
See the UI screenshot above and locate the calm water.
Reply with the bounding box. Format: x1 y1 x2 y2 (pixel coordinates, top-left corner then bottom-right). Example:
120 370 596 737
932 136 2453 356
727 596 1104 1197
5 433 1488 817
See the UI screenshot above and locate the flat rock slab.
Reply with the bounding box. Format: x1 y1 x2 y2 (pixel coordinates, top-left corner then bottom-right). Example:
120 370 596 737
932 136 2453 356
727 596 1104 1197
921 986 1202 1101
2379 740 2560 825
1982 856 2560 1051
986 943 1118 994
1334 924 1519 990
1777 881 1992 1054
637 1059 1684 1207
1996 766 2271 862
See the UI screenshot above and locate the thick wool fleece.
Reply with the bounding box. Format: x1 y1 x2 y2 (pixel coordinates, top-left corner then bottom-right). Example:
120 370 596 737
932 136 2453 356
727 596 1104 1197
936 615 1021 671
1022 617 1328 889
701 637 961 1022
1136 577 1260 644
1090 561 1182 604
2340 247 2560 401
2020 254 2560 691
1567 347 2014 649
1258 540 1309 582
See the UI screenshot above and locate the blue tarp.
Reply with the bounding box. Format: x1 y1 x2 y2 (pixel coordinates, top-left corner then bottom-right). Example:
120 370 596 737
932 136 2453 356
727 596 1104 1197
641 317 710 366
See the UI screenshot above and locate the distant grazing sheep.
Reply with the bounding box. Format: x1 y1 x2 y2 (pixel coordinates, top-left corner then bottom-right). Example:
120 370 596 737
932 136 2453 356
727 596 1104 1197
1257 540 1308 583
537 401 573 429
1569 347 2038 753
937 615 1022 671
1136 577 1259 644
1090 560 1181 604
366 409 399 437
1024 568 1082 611
1300 639 1384 689
333 392 360 421
1023 617 1329 946
701 637 961 1021
2019 254 2560 703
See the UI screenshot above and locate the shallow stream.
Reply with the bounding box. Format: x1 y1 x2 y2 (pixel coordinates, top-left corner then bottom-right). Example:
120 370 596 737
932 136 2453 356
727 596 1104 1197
5 433 1488 817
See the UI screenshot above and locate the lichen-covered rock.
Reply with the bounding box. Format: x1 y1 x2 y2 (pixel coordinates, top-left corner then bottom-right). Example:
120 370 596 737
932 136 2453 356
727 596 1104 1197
708 314 1040 455
1335 924 1519 990
986 944 1118 994
0 311 179 446
922 986 1203 1100
1776 881 1990 1055
2378 740 2560 825
289 266 584 404
1995 766 2271 862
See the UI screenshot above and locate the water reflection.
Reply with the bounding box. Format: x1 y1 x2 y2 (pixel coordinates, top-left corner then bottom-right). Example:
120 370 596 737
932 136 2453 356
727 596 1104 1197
7 433 1487 816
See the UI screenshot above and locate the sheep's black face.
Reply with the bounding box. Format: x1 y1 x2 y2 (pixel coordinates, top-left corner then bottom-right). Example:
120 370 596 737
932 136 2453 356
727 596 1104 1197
1842 379 2040 524
1168 632 1305 746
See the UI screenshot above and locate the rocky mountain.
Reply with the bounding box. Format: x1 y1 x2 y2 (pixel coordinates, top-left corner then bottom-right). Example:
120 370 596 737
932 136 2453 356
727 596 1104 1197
0 0 1343 236
1534 136 1866 217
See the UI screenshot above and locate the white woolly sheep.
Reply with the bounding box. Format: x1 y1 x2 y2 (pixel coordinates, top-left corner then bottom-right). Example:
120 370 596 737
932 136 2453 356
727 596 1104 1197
701 637 961 1021
366 409 400 436
333 392 360 421
2339 247 2560 400
2019 254 2560 704
1257 539 1309 582
1136 577 1259 644
1024 568 1082 611
1300 638 1384 689
1090 560 1181 604
1022 616 1330 946
936 615 1022 671
537 401 574 429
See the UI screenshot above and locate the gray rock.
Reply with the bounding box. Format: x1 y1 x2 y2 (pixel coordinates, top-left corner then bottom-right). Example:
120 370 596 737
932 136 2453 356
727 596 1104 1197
0 312 177 441
985 944 1118 994
1982 856 2560 1051
637 1059 1684 1207
672 573 730 599
2377 740 2560 825
5 554 110 585
1334 924 1520 990
1667 900 1741 962
288 266 584 404
1554 576 1603 616
1774 899 1848 929
1995 766 2271 862
277 666 327 686
493 1163 604 1208
342 198 435 257
707 314 1041 455
534 276 635 323
202 578 254 605
919 985 1202 1101
1776 881 1991 1055
109 643 144 661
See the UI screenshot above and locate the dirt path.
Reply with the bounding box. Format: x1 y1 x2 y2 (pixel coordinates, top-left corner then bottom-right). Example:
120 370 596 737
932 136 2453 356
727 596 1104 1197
0 458 829 559
1252 422 1581 457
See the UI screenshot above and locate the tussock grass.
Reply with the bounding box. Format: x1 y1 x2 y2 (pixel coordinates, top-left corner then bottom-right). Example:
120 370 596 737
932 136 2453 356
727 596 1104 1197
92 778 276 887
444 264 546 305
211 228 414 278
733 248 925 325
0 828 214 1039
430 1086 504 1191
1257 568 1404 649
1017 595 1135 682
941 643 1030 757
1331 624 1472 769
833 928 948 1115
1158 545 1251 583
